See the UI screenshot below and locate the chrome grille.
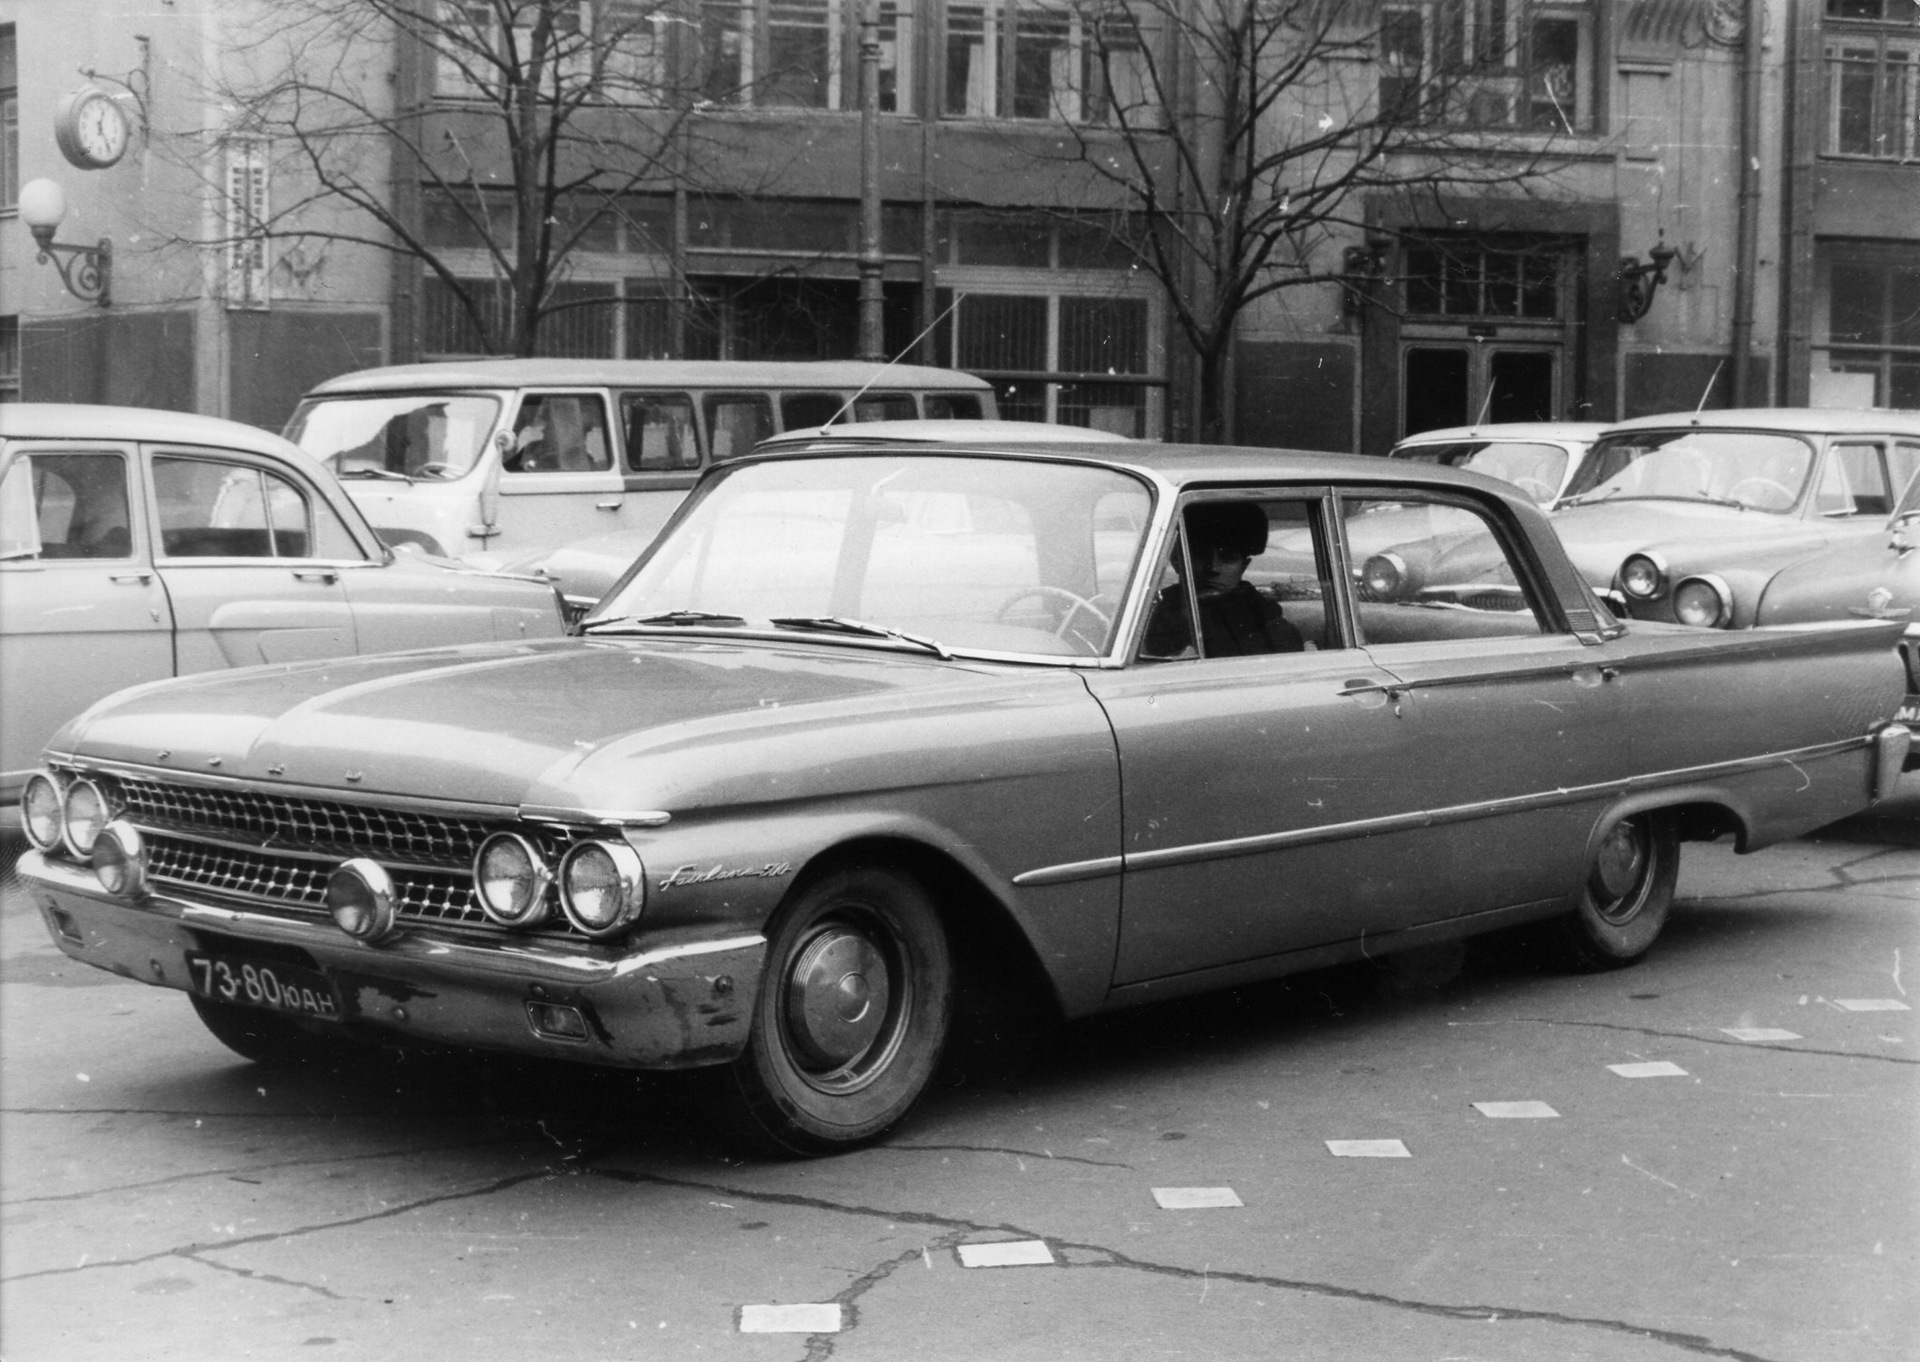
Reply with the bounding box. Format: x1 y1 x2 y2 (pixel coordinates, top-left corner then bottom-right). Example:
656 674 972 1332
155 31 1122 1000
115 776 497 868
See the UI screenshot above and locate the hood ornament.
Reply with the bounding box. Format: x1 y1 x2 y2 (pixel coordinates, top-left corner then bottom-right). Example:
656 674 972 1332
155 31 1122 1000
344 770 365 784
1849 586 1912 621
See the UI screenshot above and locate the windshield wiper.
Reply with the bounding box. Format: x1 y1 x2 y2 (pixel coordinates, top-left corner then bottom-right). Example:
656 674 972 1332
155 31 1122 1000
1560 486 1621 508
582 609 747 633
770 615 952 660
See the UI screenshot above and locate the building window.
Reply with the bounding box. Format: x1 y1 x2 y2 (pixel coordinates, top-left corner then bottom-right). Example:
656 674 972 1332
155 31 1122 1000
944 0 1156 126
1 26 16 212
934 212 1161 434
1813 253 1920 409
1378 1 1593 134
436 0 668 102
422 276 621 357
1824 1 1920 159
1403 239 1567 319
700 0 914 111
0 316 18 402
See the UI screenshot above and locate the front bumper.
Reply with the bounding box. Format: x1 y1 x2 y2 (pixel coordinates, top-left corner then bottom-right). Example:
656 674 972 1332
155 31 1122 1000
22 850 763 1070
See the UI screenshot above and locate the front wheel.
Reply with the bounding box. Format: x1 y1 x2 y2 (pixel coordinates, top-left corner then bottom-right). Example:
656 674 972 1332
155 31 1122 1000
1554 810 1679 971
719 863 952 1156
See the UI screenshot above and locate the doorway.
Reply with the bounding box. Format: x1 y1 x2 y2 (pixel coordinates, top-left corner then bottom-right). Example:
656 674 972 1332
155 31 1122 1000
1403 344 1562 435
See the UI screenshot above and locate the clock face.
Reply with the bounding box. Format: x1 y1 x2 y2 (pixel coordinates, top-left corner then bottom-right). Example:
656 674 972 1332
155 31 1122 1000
55 87 131 170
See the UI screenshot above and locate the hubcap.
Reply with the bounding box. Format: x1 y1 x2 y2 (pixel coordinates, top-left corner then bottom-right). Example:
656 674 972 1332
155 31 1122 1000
1592 820 1649 916
784 925 892 1070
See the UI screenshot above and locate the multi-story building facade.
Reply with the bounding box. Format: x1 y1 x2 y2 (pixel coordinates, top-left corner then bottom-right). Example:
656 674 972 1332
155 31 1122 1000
0 1 1913 446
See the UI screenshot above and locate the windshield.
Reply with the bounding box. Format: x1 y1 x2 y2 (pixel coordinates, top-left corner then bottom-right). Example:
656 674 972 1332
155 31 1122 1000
1564 430 1815 512
1393 440 1570 504
594 454 1154 659
286 394 502 480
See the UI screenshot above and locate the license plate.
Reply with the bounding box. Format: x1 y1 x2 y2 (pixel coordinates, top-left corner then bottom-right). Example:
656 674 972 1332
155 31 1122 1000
1897 699 1920 725
187 953 340 1021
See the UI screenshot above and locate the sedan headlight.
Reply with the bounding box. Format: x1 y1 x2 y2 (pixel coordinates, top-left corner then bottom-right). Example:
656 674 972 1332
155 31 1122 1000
474 833 553 927
61 778 112 858
1619 553 1666 600
1361 552 1406 599
559 841 645 937
21 773 65 852
1672 575 1733 628
92 821 148 898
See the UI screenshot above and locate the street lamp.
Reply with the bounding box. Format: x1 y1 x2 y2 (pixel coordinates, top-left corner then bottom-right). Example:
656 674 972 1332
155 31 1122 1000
18 178 112 308
1615 240 1678 324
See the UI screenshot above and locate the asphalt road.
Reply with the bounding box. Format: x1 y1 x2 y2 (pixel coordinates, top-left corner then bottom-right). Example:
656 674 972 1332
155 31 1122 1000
2 783 1915 1362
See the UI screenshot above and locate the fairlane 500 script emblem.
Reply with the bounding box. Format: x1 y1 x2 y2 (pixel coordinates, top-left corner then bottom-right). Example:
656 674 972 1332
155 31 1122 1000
657 862 793 891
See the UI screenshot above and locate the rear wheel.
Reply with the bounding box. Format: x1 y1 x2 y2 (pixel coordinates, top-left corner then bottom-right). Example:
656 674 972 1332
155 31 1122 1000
189 995 351 1067
1555 810 1679 970
720 863 952 1156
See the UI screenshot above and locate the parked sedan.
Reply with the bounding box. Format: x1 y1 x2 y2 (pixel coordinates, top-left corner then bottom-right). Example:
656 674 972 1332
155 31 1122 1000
1549 408 1920 610
0 404 566 803
18 440 1911 1156
1388 421 1609 507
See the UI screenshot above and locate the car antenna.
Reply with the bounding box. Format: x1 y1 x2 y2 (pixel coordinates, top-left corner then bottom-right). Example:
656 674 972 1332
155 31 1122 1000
1473 384 1495 428
824 292 967 428
1696 359 1726 413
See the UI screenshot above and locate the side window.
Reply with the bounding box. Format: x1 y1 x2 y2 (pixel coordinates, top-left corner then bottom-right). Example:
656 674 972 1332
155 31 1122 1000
707 394 775 460
781 392 847 429
0 452 133 559
1141 497 1338 661
302 485 366 560
504 394 612 472
154 457 322 558
619 393 700 471
1341 492 1546 644
853 393 919 422
1830 441 1892 516
1892 443 1920 504
926 393 984 420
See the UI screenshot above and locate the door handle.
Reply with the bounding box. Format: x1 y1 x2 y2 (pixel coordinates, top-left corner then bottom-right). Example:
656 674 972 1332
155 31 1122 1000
108 571 153 584
1339 679 1403 699
595 499 623 511
292 568 339 585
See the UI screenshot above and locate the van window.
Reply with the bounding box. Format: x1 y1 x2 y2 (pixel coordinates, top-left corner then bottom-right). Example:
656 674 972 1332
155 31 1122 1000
707 394 775 460
782 392 851 429
925 393 985 420
620 393 700 471
289 394 501 479
505 394 612 473
853 393 920 422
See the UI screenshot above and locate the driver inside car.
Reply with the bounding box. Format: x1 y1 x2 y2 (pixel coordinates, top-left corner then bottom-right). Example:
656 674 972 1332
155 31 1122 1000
1146 501 1304 658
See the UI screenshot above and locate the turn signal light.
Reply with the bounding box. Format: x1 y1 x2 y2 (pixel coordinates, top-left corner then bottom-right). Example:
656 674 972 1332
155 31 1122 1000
328 858 401 943
91 820 148 898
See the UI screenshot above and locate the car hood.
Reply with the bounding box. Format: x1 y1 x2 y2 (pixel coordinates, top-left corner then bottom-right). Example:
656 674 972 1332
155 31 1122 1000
1758 533 1918 627
52 638 1050 813
1549 501 1829 587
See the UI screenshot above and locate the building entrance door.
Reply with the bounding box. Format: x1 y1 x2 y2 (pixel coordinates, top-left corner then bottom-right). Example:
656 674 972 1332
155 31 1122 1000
1402 342 1563 436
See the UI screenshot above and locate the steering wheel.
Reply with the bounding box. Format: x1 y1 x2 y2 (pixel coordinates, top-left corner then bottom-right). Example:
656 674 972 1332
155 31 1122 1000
996 586 1112 650
1727 476 1795 511
1510 475 1556 503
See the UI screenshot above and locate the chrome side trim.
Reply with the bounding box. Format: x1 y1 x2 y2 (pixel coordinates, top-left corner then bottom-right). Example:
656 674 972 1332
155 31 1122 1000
1012 734 1871 886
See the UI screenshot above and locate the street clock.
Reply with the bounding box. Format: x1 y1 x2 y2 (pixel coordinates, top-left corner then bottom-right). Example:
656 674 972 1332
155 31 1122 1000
54 86 132 170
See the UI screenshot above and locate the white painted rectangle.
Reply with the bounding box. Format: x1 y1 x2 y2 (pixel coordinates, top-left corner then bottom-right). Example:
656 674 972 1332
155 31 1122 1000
739 1303 841 1333
1608 1061 1689 1078
1152 1186 1243 1209
1325 1139 1411 1158
1835 998 1910 1012
1472 1101 1560 1119
957 1240 1054 1268
1721 1027 1802 1042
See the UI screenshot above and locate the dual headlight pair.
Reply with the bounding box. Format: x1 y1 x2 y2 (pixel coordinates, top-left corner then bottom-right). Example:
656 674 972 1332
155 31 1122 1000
21 772 146 897
1618 554 1733 628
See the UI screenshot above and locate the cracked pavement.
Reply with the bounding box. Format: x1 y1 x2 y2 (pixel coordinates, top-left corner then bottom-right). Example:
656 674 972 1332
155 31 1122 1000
2 781 1915 1361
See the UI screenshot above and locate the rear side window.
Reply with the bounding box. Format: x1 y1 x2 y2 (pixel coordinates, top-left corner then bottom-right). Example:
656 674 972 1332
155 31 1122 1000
853 393 919 422
707 394 775 460
620 392 700 471
0 452 133 559
925 393 984 420
1828 441 1894 517
504 394 612 473
154 456 360 560
1341 492 1547 643
781 392 848 429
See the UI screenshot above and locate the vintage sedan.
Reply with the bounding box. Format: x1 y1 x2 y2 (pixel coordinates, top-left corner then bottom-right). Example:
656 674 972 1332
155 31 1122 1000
0 404 567 804
1550 408 1920 610
17 441 1912 1156
1388 421 1609 507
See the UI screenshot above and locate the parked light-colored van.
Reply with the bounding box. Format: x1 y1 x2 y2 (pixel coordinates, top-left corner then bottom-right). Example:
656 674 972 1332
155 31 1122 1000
284 360 997 561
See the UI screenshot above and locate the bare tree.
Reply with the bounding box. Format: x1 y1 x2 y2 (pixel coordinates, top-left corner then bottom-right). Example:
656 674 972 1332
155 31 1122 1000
1032 0 1580 441
200 0 709 356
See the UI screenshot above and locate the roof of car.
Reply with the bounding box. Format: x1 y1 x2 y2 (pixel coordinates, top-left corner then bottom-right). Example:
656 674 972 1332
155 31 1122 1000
1391 421 1612 448
0 403 311 462
1600 407 1920 436
305 359 994 394
745 439 1529 501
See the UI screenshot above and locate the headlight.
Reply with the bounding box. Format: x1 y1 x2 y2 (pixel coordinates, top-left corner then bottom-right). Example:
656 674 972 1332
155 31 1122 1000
21 773 65 852
559 841 645 936
61 778 111 858
1672 575 1732 628
1361 552 1406 598
1619 553 1666 600
327 857 400 943
92 821 148 898
474 833 553 927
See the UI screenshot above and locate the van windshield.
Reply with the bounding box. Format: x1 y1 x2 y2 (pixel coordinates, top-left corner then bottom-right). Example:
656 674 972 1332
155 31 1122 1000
287 394 502 481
